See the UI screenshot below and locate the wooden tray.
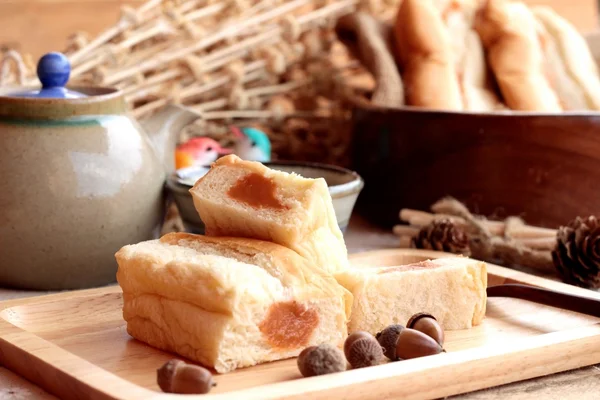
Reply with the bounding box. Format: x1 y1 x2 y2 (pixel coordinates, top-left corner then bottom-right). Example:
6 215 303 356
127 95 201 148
1 249 600 400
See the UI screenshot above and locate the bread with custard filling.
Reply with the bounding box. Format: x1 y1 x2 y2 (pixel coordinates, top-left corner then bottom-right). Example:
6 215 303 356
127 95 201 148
189 154 349 275
115 232 352 373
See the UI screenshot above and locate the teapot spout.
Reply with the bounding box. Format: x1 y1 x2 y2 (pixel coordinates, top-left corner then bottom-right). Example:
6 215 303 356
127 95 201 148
139 104 202 174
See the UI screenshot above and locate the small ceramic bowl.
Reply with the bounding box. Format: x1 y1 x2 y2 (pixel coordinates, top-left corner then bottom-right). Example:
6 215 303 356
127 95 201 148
166 160 365 234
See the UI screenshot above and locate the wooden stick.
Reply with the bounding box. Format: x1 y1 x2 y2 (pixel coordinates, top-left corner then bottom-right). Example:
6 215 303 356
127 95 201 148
129 59 268 117
242 0 285 18
115 19 177 50
199 109 319 120
399 209 557 239
244 79 309 97
519 237 557 251
296 0 358 26
394 230 556 251
115 0 351 86
392 225 421 238
0 50 26 86
175 0 209 15
122 68 183 96
180 3 227 24
194 98 228 112
199 30 281 69
68 0 164 65
71 20 177 77
104 0 313 85
398 236 412 248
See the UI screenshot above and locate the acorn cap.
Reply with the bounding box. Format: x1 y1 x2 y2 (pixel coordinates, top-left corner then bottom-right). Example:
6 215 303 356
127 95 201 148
297 344 346 377
346 337 384 369
375 324 404 361
344 331 374 360
406 312 445 346
407 312 437 328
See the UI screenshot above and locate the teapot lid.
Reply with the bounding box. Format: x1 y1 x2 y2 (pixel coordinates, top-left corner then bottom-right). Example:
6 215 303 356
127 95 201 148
8 52 87 99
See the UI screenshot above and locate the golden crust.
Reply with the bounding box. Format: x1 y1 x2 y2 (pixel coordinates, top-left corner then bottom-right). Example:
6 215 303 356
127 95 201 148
394 0 463 110
393 0 503 111
117 232 353 318
474 0 562 112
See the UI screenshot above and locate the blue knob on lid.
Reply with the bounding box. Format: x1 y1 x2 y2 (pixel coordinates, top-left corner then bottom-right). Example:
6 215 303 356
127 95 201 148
38 52 71 90
7 52 86 99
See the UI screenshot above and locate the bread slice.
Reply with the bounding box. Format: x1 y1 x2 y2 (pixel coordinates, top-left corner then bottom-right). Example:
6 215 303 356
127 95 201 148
335 257 487 334
474 0 562 112
115 232 353 373
189 154 349 275
532 6 600 111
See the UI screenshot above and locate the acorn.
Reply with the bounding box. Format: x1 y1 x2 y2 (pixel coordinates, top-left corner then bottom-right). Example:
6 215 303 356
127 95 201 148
375 324 405 361
395 328 445 360
157 359 216 394
407 312 445 346
344 331 384 369
297 344 347 377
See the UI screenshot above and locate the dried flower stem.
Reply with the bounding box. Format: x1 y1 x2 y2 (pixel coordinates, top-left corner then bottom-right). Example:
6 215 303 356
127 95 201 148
245 79 309 97
68 0 164 65
104 0 313 85
198 109 319 120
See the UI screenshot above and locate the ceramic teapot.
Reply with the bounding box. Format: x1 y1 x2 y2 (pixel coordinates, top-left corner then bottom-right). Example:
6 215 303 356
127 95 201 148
0 52 203 290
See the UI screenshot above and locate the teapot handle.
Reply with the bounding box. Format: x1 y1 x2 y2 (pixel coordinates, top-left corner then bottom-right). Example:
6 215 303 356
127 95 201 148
139 104 203 174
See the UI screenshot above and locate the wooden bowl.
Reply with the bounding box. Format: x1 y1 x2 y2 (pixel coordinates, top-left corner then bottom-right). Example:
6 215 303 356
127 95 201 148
348 105 600 229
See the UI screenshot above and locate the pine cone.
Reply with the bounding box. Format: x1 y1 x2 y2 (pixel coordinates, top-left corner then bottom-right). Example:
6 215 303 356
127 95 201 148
552 216 600 289
412 218 471 257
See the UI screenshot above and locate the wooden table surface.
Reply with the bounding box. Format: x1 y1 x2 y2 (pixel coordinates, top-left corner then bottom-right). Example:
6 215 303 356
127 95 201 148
1 213 599 399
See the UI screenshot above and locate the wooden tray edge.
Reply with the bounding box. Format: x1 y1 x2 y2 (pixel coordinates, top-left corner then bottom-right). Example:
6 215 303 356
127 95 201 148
0 249 599 400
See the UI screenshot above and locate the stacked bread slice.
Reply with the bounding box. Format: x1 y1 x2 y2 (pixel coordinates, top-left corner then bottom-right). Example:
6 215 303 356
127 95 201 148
115 155 353 373
189 154 349 275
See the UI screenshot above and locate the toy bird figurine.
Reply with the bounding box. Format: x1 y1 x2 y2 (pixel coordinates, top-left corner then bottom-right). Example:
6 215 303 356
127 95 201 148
175 137 232 169
230 126 271 162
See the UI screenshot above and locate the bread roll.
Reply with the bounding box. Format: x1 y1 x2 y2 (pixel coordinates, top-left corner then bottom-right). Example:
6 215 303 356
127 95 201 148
115 233 352 373
474 0 562 112
335 257 487 333
394 0 463 110
533 6 600 111
441 0 505 111
394 0 503 111
189 155 349 275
